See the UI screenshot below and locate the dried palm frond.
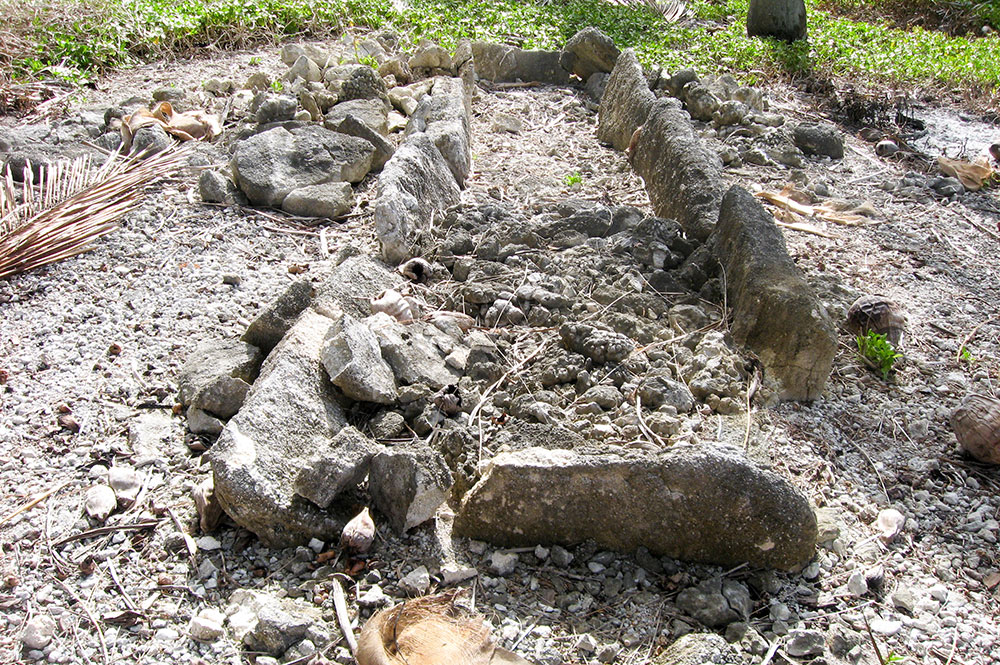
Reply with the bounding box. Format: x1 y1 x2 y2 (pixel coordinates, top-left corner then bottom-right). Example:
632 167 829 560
0 146 190 279
632 0 689 23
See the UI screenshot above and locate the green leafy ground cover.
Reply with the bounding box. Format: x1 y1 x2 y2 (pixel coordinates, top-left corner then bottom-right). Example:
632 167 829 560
3 0 999 98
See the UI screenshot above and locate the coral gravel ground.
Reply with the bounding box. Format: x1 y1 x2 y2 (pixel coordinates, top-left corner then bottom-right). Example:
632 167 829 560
2 39 1000 665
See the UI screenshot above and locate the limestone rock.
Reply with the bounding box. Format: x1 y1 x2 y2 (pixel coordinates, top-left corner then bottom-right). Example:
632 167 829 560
320 314 397 404
282 182 355 220
189 608 226 642
209 310 353 547
128 411 183 465
242 279 314 354
793 121 845 159
683 82 721 122
374 133 461 264
597 49 656 151
323 98 389 136
85 485 117 521
369 445 453 533
406 76 472 186
471 42 572 85
21 615 56 650
293 426 380 509
561 27 620 80
178 339 263 419
456 444 817 570
255 95 298 125
199 170 245 205
374 318 463 390
712 186 836 401
629 99 724 242
331 114 395 170
311 255 398 320
653 633 741 665
231 125 374 206
285 55 323 83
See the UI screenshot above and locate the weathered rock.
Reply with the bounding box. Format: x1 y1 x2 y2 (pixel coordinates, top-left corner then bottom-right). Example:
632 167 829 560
85 484 117 521
653 633 741 665
456 444 817 570
374 318 462 390
209 310 353 547
255 95 298 125
131 125 173 155
332 114 395 170
747 0 807 42
786 629 826 657
199 170 245 205
21 615 57 650
320 314 397 403
561 27 620 80
323 98 389 136
281 43 332 67
406 76 472 186
293 426 380 509
282 182 355 220
712 186 836 401
332 65 389 106
242 279 314 354
683 82 721 122
311 255 398 320
128 411 183 465
231 125 374 206
597 49 655 151
374 133 461 264
369 444 453 533
559 322 635 364
793 121 844 159
676 587 738 627
178 339 263 419
629 98 724 241
410 41 452 70
243 604 314 657
586 72 610 103
189 608 226 642
285 55 323 83
471 42 572 85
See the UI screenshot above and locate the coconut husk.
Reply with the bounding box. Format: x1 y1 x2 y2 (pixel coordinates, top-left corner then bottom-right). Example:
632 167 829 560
356 591 534 665
121 102 221 152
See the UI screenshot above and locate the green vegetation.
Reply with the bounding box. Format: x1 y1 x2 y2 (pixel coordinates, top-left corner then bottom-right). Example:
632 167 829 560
857 331 904 380
564 171 583 186
3 0 1000 99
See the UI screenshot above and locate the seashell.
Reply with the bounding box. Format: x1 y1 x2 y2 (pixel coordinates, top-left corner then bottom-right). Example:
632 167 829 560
340 506 376 554
428 310 476 333
356 590 531 665
876 508 905 543
399 257 433 283
846 295 905 348
951 393 1000 465
875 139 899 157
433 384 462 415
371 289 415 322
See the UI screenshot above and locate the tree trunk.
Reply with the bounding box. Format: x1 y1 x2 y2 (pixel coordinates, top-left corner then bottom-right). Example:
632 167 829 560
747 0 808 42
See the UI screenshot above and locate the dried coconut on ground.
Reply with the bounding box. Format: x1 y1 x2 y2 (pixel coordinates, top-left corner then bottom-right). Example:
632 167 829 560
2 30 1000 665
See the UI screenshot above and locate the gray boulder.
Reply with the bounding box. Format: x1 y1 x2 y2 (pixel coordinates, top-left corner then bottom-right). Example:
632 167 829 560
597 49 655 151
323 98 389 136
455 444 817 570
629 99 724 241
178 339 263 419
682 82 721 122
793 121 845 159
242 279 315 354
255 95 298 125
374 133 461 264
199 170 245 205
406 76 472 186
293 426 380 509
311 255 399 320
282 182 355 220
369 445 453 533
209 309 353 547
471 42 572 85
285 55 323 83
131 125 172 155
712 186 836 401
375 318 463 390
653 633 741 665
561 27 620 80
231 125 374 206
331 114 395 170
320 314 397 403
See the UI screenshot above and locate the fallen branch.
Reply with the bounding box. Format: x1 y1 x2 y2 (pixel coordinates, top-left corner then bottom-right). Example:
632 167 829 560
332 577 358 656
51 519 160 547
0 482 69 527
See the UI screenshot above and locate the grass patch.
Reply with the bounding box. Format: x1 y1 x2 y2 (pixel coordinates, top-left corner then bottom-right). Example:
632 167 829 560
3 0 1000 101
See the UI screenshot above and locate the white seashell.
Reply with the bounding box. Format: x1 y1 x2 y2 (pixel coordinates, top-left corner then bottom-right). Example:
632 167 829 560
876 508 906 543
370 289 415 322
85 485 118 521
109 466 142 504
399 257 433 283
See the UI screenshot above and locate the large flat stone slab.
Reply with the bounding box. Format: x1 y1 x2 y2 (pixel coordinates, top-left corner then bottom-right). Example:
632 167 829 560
209 309 354 547
471 43 572 85
406 76 472 186
712 186 836 401
629 98 724 242
455 444 817 570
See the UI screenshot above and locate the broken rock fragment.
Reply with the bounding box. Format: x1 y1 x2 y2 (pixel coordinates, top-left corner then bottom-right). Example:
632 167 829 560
177 338 263 420
369 444 453 533
455 444 816 570
321 314 397 404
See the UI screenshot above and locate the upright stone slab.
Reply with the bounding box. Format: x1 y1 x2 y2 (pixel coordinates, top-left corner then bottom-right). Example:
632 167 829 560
374 133 461 264
712 186 836 401
456 444 817 570
561 27 620 81
209 309 354 547
406 76 472 186
629 98 724 241
242 279 314 354
471 42 572 85
597 49 655 152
